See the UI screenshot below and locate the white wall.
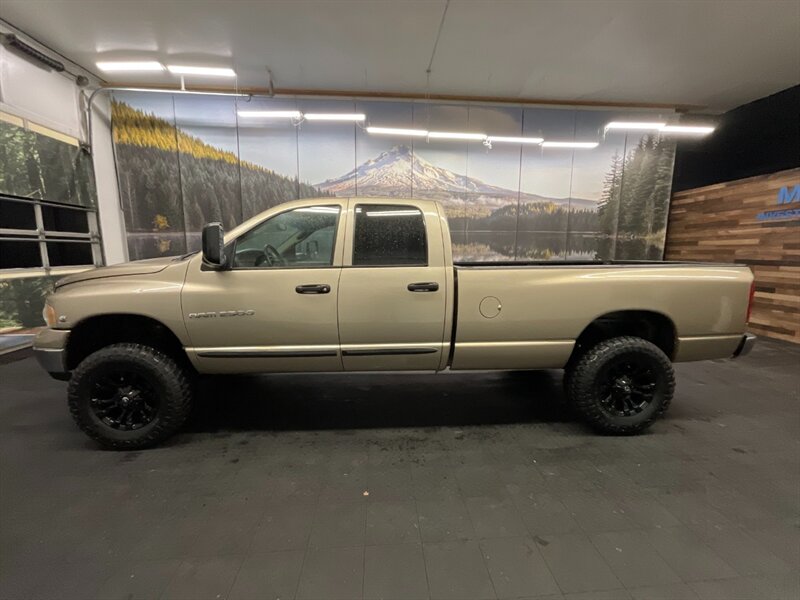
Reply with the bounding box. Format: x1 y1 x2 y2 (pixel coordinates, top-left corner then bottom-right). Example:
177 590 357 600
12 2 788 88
89 96 127 265
0 38 127 264
0 44 83 138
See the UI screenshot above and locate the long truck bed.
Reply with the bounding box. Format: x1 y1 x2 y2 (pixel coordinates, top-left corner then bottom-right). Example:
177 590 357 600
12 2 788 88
450 261 753 370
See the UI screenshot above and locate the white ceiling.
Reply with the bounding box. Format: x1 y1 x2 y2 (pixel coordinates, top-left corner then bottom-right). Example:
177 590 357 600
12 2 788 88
3 0 799 112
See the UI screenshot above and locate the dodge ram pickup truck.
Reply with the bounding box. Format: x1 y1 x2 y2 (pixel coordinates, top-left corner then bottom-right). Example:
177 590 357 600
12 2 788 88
34 197 756 449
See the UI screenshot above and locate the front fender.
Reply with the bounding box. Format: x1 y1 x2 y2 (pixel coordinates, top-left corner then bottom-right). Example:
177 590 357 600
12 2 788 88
46 260 191 346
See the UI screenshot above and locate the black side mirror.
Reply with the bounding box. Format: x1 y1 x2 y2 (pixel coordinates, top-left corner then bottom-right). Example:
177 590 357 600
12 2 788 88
202 222 226 268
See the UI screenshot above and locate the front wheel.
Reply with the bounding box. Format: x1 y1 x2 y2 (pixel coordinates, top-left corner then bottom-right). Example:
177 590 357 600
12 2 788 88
566 336 675 434
68 343 193 449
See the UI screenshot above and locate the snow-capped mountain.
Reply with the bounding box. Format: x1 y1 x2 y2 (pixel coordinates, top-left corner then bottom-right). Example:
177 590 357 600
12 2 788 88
315 145 597 210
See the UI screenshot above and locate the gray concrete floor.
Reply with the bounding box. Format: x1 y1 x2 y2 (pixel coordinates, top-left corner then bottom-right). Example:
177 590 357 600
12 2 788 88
1 339 798 600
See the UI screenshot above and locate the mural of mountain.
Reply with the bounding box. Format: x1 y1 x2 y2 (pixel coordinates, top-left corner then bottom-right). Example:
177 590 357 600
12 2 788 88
110 93 675 263
316 145 597 210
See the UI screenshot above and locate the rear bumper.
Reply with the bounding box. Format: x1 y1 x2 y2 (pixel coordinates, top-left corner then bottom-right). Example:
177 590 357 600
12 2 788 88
32 328 71 380
732 333 757 358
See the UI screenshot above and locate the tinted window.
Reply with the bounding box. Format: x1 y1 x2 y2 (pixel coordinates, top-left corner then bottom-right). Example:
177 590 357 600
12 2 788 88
0 240 42 268
46 241 93 266
352 205 427 266
233 205 340 268
0 198 36 230
41 205 90 233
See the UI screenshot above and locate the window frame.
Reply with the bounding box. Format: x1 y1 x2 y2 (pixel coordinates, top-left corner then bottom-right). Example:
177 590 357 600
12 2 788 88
229 204 343 271
0 194 102 274
350 203 429 268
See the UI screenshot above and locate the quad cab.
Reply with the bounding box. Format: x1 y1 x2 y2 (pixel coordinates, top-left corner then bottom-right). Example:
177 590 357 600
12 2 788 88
34 198 756 448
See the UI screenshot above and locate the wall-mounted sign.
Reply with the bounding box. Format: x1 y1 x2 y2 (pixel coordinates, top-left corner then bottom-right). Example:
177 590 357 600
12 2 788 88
756 185 800 221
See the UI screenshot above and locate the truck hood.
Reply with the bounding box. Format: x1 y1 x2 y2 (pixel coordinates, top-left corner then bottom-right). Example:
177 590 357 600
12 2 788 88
54 256 180 289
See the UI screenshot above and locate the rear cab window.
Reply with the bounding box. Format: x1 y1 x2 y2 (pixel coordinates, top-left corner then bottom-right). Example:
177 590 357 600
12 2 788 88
352 204 427 266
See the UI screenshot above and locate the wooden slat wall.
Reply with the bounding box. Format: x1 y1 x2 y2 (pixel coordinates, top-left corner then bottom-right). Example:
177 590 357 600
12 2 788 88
665 167 800 343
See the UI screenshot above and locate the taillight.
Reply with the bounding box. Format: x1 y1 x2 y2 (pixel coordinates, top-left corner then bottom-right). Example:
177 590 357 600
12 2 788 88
746 280 756 323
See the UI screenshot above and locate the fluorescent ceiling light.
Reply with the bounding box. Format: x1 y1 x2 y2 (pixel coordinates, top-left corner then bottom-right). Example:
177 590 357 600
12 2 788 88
237 110 302 118
96 61 164 72
428 131 487 141
304 113 365 121
604 121 714 135
365 210 421 217
117 88 249 97
167 65 236 77
487 135 544 144
542 141 599 149
660 125 715 135
366 126 428 137
605 121 666 131
296 206 340 213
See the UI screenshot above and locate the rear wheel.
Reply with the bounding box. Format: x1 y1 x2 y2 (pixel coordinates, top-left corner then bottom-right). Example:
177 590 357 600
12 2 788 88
68 343 192 449
566 336 674 434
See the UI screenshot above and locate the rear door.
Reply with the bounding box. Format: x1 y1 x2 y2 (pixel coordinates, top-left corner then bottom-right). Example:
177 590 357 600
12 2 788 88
337 200 449 371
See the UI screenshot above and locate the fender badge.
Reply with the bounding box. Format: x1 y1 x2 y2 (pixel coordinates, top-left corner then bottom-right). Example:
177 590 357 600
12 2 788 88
188 310 255 319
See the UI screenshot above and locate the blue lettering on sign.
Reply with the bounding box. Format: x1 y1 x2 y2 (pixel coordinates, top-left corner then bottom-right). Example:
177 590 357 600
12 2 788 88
777 185 800 205
756 184 800 221
756 207 800 221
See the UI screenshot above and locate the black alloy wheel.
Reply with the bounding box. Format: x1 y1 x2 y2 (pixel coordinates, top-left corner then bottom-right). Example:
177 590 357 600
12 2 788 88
89 369 160 431
566 336 675 434
68 343 193 449
597 356 658 417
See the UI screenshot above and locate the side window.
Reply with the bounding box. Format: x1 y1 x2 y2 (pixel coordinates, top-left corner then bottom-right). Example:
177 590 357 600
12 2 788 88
233 206 340 268
352 204 427 266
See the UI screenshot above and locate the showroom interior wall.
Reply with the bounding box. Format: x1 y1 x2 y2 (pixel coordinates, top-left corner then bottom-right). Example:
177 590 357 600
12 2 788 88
672 86 800 192
112 91 679 263
665 85 800 343
0 32 123 342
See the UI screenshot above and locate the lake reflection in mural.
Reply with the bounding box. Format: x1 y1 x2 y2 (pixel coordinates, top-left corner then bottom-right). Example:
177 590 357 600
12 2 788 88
451 231 663 262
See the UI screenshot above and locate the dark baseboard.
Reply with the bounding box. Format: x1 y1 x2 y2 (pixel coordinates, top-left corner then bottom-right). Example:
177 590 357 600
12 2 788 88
0 345 33 366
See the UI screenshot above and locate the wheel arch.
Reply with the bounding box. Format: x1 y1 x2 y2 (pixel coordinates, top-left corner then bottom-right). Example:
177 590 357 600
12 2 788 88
568 310 677 365
65 313 192 372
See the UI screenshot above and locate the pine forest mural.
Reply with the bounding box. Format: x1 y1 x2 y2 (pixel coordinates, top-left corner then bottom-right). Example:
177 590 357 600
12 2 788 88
111 92 676 261
0 120 96 207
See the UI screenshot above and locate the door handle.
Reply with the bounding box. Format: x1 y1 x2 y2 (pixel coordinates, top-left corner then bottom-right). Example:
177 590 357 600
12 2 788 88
407 282 439 292
296 284 331 294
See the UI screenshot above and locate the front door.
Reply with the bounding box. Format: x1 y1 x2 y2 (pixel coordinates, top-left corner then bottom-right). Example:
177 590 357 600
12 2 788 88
337 201 448 371
182 203 345 373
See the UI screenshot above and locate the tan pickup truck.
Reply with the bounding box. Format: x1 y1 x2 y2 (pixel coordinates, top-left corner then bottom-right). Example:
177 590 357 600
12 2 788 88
34 197 756 449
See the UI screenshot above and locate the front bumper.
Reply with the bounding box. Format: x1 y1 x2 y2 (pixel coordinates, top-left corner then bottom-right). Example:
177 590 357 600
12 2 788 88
32 328 71 380
33 348 69 379
732 333 757 358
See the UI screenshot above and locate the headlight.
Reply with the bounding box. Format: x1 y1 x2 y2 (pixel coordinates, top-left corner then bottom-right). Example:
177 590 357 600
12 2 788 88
42 303 57 327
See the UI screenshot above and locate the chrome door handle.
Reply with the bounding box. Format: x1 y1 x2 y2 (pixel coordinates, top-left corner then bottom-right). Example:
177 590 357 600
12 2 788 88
296 284 331 294
407 282 439 292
